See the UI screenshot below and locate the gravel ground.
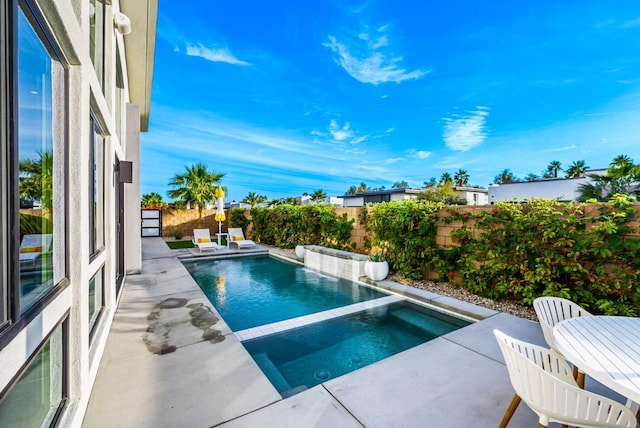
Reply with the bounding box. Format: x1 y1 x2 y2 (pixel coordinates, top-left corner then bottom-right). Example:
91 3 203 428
389 274 538 321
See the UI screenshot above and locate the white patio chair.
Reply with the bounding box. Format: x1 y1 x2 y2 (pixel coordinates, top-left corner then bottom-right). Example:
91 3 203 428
227 227 255 249
533 296 592 387
191 229 221 252
494 329 636 428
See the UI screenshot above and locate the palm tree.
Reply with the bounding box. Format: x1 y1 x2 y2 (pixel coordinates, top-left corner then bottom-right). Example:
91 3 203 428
167 162 224 218
356 182 369 193
423 177 437 188
19 150 53 212
346 185 357 195
141 192 165 208
546 160 562 178
524 173 539 182
392 180 409 189
494 169 518 184
565 160 588 178
578 155 640 201
242 192 267 207
310 189 328 204
453 169 470 187
439 173 453 185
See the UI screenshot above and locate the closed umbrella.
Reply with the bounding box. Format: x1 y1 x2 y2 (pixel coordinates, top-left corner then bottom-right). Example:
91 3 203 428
214 187 226 236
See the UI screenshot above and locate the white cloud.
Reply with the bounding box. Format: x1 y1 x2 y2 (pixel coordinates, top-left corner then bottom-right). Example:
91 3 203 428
415 150 432 159
185 44 250 66
328 119 368 145
543 145 577 153
622 17 640 28
323 24 429 85
442 106 490 152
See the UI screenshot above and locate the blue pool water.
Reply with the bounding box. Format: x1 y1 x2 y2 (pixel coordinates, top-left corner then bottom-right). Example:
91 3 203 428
243 301 470 396
182 255 388 330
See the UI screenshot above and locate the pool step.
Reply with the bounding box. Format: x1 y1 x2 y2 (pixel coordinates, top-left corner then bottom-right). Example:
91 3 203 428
390 308 459 337
252 352 292 393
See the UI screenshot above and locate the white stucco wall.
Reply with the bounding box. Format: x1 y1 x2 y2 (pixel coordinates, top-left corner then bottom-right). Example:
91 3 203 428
488 177 592 203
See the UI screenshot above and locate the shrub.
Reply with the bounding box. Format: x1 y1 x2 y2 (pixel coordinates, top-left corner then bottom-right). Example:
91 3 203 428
250 204 354 250
230 208 250 232
367 200 444 279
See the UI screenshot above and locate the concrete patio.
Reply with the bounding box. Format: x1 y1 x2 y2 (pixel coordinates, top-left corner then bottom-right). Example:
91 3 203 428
83 238 624 427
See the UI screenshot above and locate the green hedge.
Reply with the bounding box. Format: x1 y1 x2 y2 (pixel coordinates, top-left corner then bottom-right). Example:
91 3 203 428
442 196 640 315
250 204 354 250
366 200 444 279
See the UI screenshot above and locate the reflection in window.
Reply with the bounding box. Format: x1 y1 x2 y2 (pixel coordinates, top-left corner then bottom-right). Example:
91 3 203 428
17 7 64 313
0 323 65 426
89 116 104 256
88 267 103 334
89 0 104 87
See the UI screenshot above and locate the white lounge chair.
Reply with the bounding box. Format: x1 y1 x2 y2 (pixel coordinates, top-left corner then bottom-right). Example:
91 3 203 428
227 227 255 249
192 229 221 252
19 233 53 264
494 329 636 428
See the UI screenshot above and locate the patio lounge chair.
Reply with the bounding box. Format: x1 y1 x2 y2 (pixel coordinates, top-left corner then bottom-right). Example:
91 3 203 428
533 296 592 387
494 329 636 428
227 227 255 249
19 233 53 264
192 229 221 252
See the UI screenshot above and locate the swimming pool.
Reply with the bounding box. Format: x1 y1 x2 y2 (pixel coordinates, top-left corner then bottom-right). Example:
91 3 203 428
182 255 388 330
242 301 470 396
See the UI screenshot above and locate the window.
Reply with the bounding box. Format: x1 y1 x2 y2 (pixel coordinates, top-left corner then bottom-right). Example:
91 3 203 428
89 115 104 257
88 267 103 336
16 2 66 315
0 321 66 426
89 0 104 88
0 0 11 327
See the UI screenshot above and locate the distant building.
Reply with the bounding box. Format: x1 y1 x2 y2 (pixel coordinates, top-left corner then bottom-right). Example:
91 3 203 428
340 188 427 207
488 170 606 204
453 186 489 205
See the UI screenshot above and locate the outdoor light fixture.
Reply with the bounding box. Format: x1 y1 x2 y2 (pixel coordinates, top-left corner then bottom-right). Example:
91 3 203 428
113 12 132 35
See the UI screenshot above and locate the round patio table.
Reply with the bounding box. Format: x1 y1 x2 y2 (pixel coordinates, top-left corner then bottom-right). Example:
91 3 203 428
553 316 640 411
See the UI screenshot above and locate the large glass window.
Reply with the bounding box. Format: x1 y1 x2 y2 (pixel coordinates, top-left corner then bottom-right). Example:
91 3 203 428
88 267 103 335
89 116 104 256
0 322 65 426
17 3 66 314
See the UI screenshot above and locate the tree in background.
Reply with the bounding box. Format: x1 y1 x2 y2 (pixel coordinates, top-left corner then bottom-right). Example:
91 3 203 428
578 155 639 202
356 182 369 193
19 150 53 212
439 172 453 185
242 192 268 207
494 169 519 184
544 160 562 178
453 169 470 187
310 189 328 204
346 185 357 195
524 173 539 182
392 180 409 189
141 192 165 208
423 177 437 188
565 160 589 178
167 162 224 218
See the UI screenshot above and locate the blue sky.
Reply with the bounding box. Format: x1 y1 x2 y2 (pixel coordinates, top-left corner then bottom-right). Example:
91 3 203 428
141 0 640 203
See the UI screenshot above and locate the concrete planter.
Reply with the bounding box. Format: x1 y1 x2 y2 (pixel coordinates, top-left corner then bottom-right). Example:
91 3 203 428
295 245 306 259
364 260 389 281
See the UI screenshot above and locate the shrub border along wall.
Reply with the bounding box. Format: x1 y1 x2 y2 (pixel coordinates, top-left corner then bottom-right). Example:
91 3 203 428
163 199 640 315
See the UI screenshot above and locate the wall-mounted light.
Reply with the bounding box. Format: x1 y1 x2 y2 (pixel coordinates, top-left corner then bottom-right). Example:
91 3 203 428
113 12 131 35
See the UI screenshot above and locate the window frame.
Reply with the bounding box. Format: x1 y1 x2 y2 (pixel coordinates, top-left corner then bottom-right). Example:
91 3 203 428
0 0 70 347
0 314 68 426
89 114 105 259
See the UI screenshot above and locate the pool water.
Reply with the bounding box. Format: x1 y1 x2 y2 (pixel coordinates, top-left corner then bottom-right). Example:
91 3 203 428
182 255 387 330
242 301 470 397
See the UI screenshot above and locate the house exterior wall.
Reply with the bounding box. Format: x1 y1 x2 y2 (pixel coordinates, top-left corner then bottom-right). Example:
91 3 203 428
488 177 592 204
0 1 156 426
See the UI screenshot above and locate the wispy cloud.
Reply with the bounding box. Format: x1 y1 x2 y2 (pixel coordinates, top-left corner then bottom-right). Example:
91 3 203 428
323 24 429 85
185 43 250 66
543 145 577 153
415 150 432 159
329 120 353 141
442 106 490 152
622 17 640 28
